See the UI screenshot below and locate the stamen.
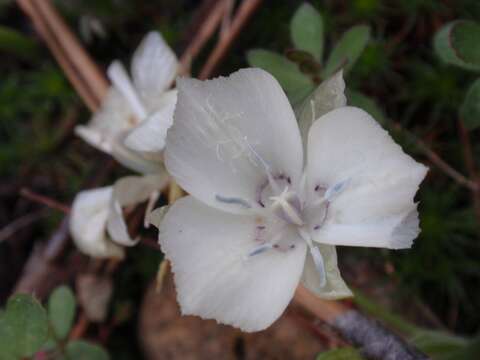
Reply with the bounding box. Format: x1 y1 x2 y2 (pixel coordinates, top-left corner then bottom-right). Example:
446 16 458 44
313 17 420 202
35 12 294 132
244 140 281 194
215 194 251 208
324 178 350 200
310 245 326 287
245 243 273 258
298 227 326 288
107 61 147 120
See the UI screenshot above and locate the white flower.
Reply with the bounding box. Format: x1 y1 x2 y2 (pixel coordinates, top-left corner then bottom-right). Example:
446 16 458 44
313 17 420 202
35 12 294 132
75 31 178 174
154 68 428 332
70 174 168 258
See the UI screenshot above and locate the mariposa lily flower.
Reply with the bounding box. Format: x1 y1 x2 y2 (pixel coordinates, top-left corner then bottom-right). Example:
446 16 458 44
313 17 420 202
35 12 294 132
70 174 168 258
153 68 428 332
75 31 178 174
70 31 177 258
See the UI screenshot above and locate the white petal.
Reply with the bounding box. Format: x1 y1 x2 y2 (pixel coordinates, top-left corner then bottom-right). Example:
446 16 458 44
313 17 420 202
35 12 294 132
111 132 163 174
296 70 346 147
159 196 306 332
124 90 177 154
107 60 147 120
70 187 124 259
165 68 304 214
307 107 428 249
315 206 421 249
75 88 132 154
301 244 352 300
107 174 169 246
131 31 178 110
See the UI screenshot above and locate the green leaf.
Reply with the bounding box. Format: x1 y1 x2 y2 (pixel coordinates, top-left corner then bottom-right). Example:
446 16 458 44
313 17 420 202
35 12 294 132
65 340 109 360
247 49 314 104
323 25 371 77
290 3 324 61
410 330 467 358
460 78 480 130
0 312 16 360
0 26 38 59
0 294 49 358
48 286 76 340
316 347 364 360
434 20 480 72
346 89 386 125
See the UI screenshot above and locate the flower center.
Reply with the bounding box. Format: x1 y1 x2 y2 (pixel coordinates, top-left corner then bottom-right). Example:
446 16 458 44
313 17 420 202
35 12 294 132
270 187 304 226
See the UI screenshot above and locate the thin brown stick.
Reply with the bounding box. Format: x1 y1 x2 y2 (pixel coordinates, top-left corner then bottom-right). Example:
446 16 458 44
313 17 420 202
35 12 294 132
16 0 108 111
179 0 229 74
69 312 90 341
199 0 263 79
294 286 428 359
16 0 97 110
457 120 480 225
0 210 47 243
33 0 108 101
20 188 71 214
293 285 347 323
391 121 478 192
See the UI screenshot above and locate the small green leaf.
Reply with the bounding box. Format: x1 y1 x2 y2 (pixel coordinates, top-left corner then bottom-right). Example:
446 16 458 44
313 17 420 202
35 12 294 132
434 20 480 72
433 20 480 71
460 78 480 130
323 25 371 77
247 49 314 104
290 3 324 61
347 89 386 125
316 347 364 360
65 340 109 360
48 285 76 340
0 294 49 358
285 49 315 63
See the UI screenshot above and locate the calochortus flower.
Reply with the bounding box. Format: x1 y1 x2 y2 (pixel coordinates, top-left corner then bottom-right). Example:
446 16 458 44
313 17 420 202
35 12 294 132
154 68 428 332
70 31 177 258
75 31 178 174
70 174 168 259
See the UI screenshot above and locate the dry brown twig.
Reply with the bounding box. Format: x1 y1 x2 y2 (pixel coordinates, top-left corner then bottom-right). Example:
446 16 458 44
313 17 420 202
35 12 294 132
17 0 107 111
20 188 71 214
457 120 480 226
199 0 263 79
0 210 47 243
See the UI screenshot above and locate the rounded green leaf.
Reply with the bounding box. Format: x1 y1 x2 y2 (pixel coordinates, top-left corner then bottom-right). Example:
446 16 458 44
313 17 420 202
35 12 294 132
460 78 480 130
65 340 109 360
434 20 480 72
247 49 314 104
290 3 324 61
323 25 371 77
48 285 76 340
0 294 49 357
